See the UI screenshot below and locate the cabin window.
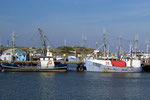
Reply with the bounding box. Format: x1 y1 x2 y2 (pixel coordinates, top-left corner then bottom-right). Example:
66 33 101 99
93 63 101 67
6 53 10 55
122 69 127 71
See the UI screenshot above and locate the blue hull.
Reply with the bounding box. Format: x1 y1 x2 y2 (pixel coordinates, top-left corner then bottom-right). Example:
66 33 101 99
85 60 142 72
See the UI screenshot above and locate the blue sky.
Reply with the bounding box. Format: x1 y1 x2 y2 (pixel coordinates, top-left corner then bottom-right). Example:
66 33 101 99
0 0 150 52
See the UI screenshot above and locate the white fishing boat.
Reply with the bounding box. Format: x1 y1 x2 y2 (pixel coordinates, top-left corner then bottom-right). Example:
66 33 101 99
85 58 142 72
85 30 142 72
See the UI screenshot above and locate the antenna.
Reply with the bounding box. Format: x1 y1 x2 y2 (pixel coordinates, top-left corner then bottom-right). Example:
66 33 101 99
129 42 132 57
146 40 149 54
118 36 122 55
81 34 84 47
64 39 67 46
7 40 9 47
81 34 86 47
96 41 98 49
84 35 87 47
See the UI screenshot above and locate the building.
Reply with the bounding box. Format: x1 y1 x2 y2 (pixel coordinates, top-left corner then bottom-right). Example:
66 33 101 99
0 48 26 61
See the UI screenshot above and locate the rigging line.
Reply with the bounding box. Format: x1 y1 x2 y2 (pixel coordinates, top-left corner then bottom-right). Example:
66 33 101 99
108 38 117 48
29 31 41 47
44 36 55 49
30 31 39 41
97 44 103 50
109 36 135 52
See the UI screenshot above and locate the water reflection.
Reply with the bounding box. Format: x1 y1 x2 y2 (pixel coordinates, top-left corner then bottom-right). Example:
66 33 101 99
84 73 143 99
38 73 56 100
0 72 150 100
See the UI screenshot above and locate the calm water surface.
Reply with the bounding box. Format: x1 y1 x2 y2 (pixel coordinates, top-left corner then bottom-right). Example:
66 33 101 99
0 72 150 100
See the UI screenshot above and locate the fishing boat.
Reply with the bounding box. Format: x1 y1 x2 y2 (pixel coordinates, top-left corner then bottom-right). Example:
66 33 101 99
85 30 142 72
0 28 67 72
85 58 142 72
1 49 67 72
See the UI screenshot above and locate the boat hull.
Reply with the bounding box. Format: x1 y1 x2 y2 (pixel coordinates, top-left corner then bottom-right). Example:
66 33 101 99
85 60 142 72
3 68 67 72
1 63 20 69
1 63 67 72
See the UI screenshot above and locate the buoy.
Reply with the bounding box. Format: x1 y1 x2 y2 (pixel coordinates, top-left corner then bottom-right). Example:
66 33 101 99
48 60 52 65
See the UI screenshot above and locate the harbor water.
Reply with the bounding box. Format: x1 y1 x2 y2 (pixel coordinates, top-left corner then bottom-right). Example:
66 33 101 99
0 72 150 100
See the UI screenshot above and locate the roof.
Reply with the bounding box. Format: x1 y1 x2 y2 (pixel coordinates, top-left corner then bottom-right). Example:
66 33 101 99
3 48 25 55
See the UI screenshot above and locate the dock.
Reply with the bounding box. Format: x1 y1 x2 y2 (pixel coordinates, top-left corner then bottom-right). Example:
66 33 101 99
0 61 85 65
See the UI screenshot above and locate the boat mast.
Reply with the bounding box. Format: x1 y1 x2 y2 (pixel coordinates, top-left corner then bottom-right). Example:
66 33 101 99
81 34 87 59
129 43 132 57
118 36 122 58
82 34 86 47
38 28 47 56
135 35 138 56
129 43 133 67
102 29 106 57
11 32 16 55
107 44 110 57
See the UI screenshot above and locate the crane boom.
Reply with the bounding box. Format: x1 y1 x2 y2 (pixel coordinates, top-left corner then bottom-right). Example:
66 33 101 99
38 28 47 56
